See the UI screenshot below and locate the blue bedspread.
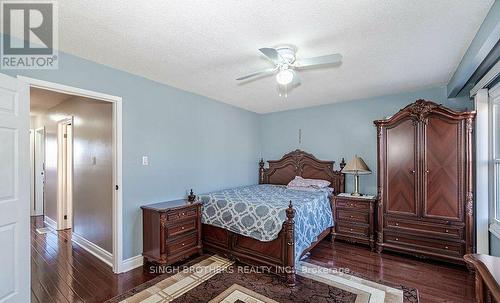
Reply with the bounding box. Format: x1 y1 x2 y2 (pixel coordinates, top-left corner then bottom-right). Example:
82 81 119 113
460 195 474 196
200 184 334 263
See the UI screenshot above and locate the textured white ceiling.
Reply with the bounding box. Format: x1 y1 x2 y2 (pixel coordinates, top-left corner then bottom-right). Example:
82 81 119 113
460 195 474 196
54 1 493 113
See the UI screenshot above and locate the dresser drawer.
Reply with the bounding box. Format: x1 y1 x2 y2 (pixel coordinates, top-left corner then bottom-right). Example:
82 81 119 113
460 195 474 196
166 219 197 238
336 199 370 211
167 233 198 255
336 222 369 237
166 207 197 222
385 218 462 239
337 209 369 224
384 233 463 256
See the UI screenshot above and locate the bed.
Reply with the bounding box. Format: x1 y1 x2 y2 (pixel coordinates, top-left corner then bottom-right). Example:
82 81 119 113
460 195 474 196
200 149 345 286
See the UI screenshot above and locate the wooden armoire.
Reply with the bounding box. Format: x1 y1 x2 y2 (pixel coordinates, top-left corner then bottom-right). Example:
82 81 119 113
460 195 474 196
374 100 475 264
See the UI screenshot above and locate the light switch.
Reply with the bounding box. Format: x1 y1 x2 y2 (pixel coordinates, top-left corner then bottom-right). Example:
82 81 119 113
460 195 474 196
142 156 149 166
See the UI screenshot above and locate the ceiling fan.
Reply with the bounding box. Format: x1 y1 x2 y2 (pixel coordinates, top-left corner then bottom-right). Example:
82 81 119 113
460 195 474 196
236 46 342 97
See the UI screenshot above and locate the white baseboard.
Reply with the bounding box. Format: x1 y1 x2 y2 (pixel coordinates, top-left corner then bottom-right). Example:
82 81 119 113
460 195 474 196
43 216 57 230
43 215 141 274
121 255 144 272
72 232 113 268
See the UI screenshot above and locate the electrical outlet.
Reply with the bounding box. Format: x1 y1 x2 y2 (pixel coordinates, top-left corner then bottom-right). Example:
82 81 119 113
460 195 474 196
142 156 149 166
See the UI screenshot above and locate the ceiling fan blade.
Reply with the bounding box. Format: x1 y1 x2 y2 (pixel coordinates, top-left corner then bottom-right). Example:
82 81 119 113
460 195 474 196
294 53 342 68
259 48 285 65
236 68 276 80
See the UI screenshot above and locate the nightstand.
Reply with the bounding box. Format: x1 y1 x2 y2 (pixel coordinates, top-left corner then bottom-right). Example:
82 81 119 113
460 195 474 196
141 200 202 265
332 194 377 251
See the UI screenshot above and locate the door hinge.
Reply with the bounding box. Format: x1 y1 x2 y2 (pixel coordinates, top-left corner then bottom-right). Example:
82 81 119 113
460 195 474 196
64 134 67 139
64 215 67 220
115 185 119 190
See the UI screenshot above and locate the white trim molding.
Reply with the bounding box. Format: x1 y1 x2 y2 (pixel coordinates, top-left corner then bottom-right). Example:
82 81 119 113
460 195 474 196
490 222 500 240
121 255 144 273
72 232 113 267
43 216 57 230
475 89 490 254
18 76 124 273
470 60 500 97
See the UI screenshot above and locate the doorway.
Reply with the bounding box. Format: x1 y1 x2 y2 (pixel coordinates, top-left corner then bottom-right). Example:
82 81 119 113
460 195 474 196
23 76 123 273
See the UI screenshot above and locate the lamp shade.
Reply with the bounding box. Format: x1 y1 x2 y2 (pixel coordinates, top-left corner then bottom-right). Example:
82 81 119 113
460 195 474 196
342 155 371 175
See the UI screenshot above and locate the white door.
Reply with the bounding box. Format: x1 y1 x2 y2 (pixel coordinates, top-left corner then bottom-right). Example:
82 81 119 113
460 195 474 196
0 74 30 302
57 119 72 230
34 128 45 216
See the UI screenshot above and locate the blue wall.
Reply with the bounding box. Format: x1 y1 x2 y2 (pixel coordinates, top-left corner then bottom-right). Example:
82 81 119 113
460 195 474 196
260 86 471 195
491 234 500 256
1 51 261 259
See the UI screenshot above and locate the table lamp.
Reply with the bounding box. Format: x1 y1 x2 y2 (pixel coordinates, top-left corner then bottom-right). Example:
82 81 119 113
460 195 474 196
342 155 371 196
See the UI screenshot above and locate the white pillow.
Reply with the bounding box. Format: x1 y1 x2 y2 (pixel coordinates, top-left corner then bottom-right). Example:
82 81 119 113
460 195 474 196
287 176 331 188
287 186 334 195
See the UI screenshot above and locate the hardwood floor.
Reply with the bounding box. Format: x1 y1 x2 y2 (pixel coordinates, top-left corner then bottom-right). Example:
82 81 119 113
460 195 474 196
31 216 475 302
304 240 475 303
30 216 158 303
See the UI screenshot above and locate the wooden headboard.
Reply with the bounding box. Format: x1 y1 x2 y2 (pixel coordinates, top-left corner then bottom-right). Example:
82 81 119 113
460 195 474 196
259 149 345 195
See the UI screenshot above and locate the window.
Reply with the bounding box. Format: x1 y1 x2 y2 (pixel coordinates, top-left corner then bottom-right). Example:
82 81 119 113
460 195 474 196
493 86 500 224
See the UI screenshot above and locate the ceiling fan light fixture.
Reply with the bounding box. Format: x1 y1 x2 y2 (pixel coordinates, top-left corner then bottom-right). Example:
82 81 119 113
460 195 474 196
276 69 294 85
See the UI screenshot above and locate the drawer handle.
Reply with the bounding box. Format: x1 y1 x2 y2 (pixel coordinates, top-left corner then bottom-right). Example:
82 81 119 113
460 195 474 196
395 222 399 226
445 246 449 249
445 229 449 233
350 215 353 218
395 238 399 241
181 227 185 230
181 212 185 216
349 228 353 231
182 243 185 246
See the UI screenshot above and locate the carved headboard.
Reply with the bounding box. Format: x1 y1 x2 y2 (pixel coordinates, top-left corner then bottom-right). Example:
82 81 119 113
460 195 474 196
259 149 345 195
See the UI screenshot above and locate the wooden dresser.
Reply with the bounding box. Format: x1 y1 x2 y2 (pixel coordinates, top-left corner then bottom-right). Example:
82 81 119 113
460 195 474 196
332 194 377 251
374 100 475 264
141 200 202 265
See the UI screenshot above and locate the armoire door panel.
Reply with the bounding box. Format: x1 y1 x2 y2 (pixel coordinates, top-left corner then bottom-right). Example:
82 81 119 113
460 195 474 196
424 116 462 221
385 120 417 216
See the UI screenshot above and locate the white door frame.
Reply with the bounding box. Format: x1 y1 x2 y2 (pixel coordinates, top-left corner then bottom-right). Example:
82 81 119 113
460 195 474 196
18 76 124 273
33 127 45 216
56 118 73 230
30 129 35 216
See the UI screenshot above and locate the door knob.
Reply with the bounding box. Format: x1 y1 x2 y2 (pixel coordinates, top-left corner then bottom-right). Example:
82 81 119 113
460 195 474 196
410 170 415 174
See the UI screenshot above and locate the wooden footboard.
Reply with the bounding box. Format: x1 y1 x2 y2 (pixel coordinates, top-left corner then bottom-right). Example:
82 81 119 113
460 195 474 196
202 201 296 285
202 201 330 287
